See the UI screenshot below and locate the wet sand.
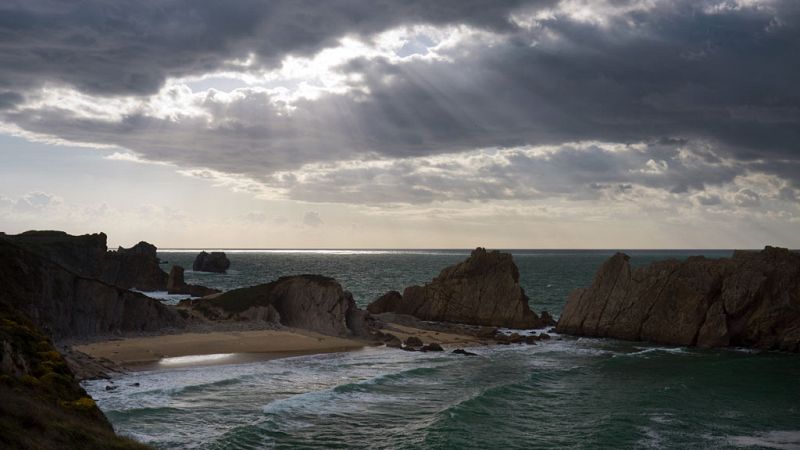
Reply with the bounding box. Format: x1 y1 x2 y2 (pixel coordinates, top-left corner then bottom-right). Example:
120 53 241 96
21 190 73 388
74 329 366 370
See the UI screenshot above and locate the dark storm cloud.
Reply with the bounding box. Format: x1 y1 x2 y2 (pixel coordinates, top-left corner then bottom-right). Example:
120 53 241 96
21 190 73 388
0 0 545 96
1 0 800 207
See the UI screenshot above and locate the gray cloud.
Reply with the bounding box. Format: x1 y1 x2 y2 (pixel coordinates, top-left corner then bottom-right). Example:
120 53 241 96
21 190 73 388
0 0 545 96
302 211 323 227
262 141 754 205
1 0 799 208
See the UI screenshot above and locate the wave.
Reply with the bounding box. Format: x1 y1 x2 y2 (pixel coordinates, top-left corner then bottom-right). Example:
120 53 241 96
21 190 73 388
726 431 800 449
612 346 689 358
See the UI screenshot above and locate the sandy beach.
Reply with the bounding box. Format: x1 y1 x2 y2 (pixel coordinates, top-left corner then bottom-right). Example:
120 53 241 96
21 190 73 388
381 322 483 345
72 323 483 372
74 329 367 369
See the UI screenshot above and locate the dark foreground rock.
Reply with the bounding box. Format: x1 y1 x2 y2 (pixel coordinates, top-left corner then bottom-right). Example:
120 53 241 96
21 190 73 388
193 251 230 273
556 246 800 352
0 276 149 449
0 238 185 340
182 275 373 337
167 265 221 297
1 230 168 291
368 248 553 329
452 348 478 356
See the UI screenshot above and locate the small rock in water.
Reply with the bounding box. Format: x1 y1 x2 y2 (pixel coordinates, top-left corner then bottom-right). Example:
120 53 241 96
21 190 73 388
404 336 423 348
452 349 478 356
420 343 444 352
105 385 118 391
539 333 551 340
129 382 140 387
384 334 403 348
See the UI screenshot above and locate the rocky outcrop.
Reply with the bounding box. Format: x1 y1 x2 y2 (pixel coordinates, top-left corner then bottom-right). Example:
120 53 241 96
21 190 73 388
193 251 230 273
0 230 169 291
367 290 402 314
0 302 150 449
183 275 372 337
167 266 221 297
0 238 185 341
556 247 800 352
368 248 552 329
102 241 168 291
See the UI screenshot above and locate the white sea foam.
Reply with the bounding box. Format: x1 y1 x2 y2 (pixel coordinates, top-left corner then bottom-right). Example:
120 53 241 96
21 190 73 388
131 290 194 305
159 353 236 366
727 431 800 449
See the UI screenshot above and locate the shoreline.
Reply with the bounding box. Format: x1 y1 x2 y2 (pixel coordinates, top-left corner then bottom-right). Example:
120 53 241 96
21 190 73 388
73 329 368 371
71 322 487 374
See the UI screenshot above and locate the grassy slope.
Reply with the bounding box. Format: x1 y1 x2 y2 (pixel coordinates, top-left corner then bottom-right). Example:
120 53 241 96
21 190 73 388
0 300 150 449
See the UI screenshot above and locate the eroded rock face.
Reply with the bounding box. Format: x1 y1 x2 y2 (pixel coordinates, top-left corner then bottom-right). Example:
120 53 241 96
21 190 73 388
368 248 551 328
102 241 168 291
0 239 185 341
193 251 230 273
185 275 371 337
167 265 221 297
367 290 402 314
0 231 169 291
556 247 800 351
0 301 150 449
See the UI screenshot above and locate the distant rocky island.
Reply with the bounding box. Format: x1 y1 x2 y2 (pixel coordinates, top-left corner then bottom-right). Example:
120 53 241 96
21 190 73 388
1 229 799 448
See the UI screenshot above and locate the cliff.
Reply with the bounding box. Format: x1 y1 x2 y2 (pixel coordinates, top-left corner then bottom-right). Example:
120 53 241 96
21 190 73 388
0 301 149 449
182 275 372 337
1 230 168 291
0 238 185 341
556 247 800 351
368 248 552 329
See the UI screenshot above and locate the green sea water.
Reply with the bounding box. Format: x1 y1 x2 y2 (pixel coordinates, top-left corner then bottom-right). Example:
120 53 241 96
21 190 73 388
85 250 800 449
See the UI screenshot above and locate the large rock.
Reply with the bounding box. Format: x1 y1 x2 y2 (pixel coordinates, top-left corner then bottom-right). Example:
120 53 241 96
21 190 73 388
368 248 551 328
556 247 800 352
102 241 168 291
167 265 221 297
185 275 372 337
0 238 185 340
367 290 402 314
0 230 169 291
0 301 149 449
193 251 230 273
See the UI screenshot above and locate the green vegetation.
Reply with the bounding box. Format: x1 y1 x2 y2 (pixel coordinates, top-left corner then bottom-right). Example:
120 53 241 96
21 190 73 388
0 302 151 449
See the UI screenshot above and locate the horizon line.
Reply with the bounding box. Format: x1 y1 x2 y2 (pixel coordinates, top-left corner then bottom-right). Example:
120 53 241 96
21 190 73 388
152 247 774 252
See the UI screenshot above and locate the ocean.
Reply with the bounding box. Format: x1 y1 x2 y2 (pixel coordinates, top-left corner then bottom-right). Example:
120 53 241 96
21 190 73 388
83 250 800 449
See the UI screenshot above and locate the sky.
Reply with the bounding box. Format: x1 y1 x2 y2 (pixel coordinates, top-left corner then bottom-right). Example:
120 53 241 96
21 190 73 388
0 0 799 249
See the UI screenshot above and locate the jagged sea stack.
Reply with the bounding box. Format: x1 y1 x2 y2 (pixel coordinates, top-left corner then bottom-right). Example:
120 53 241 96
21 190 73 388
368 248 552 329
556 246 800 352
193 251 231 273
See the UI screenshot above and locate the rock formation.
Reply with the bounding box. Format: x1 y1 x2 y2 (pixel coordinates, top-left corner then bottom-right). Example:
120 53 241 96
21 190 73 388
193 251 230 273
556 247 800 352
367 290 402 314
0 301 149 449
167 265 221 297
0 230 169 291
102 241 168 291
367 248 552 329
182 275 372 337
0 238 185 340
